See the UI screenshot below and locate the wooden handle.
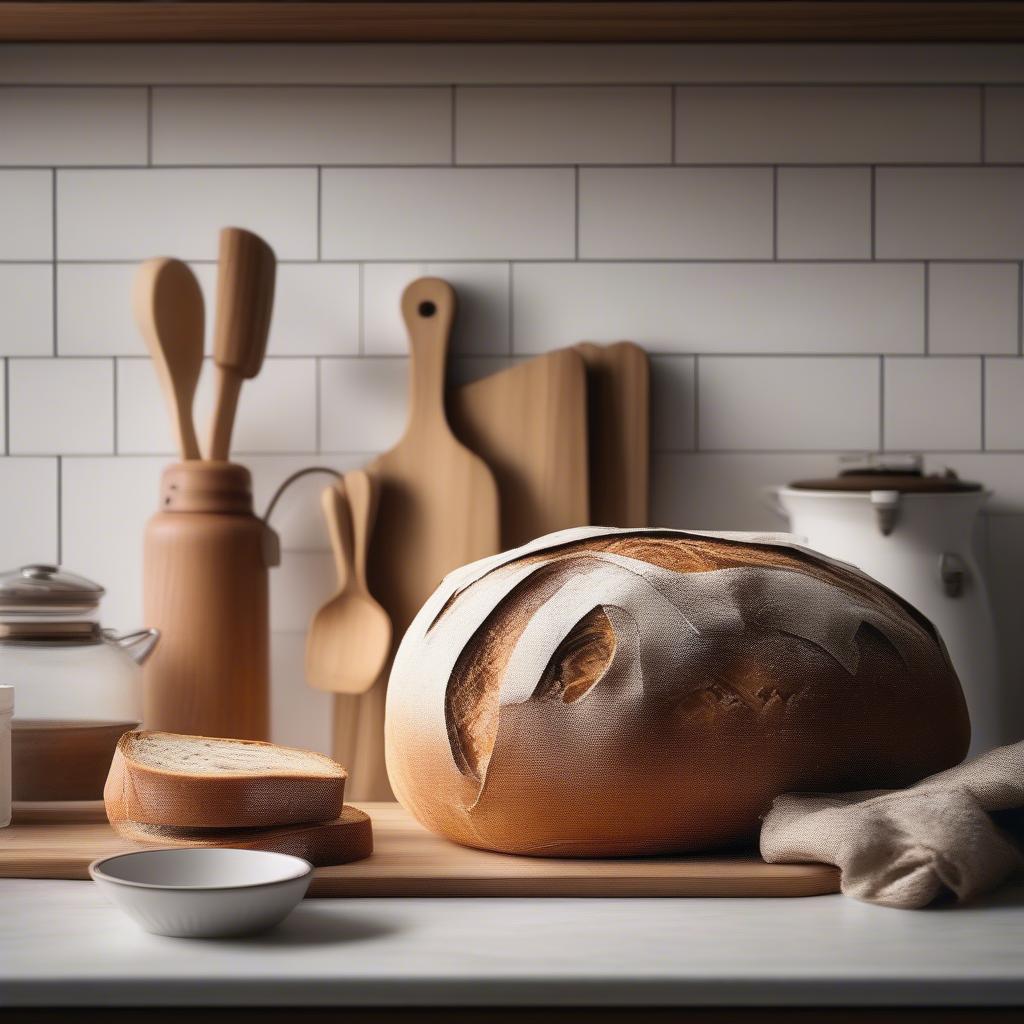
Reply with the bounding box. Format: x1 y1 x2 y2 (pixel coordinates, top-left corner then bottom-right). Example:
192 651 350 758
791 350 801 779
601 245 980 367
321 482 354 592
133 257 204 461
343 469 378 590
207 368 242 462
207 226 276 460
400 277 456 431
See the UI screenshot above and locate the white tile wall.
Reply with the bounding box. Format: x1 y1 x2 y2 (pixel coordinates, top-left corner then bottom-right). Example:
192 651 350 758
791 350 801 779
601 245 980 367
0 88 147 165
3 44 1024 746
455 86 671 165
984 87 1024 163
57 168 318 260
776 168 872 260
0 264 53 355
985 357 1024 451
697 356 879 451
8 358 114 454
511 263 924 354
0 170 52 259
674 86 980 164
578 168 772 259
321 168 575 259
928 263 1020 356
883 357 982 452
153 87 452 165
876 168 1024 259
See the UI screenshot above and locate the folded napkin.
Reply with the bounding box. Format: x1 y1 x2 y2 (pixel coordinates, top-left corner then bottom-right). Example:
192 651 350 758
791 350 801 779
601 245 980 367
761 741 1024 908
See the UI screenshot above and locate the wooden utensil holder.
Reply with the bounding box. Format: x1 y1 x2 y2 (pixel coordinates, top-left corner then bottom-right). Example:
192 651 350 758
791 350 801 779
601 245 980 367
142 461 278 740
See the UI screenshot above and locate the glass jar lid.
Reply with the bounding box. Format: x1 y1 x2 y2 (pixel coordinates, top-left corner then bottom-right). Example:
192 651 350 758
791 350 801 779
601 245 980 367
0 564 105 615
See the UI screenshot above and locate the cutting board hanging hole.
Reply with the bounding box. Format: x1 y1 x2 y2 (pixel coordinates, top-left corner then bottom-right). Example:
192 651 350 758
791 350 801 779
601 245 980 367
418 301 437 318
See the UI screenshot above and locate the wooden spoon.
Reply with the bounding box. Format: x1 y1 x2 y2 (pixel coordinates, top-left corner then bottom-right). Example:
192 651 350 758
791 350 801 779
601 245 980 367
207 226 276 461
307 470 393 695
132 257 204 460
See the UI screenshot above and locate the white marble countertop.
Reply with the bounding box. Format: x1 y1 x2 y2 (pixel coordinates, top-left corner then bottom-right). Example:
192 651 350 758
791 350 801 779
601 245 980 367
2 878 1024 1007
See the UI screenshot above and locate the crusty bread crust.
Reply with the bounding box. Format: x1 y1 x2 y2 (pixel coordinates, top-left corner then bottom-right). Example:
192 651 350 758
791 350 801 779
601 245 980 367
109 805 373 867
104 731 347 829
386 527 971 858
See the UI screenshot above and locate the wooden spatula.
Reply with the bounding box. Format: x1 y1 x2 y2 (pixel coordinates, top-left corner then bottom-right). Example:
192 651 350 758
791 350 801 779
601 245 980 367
307 471 393 695
132 257 204 461
367 277 501 641
207 227 276 461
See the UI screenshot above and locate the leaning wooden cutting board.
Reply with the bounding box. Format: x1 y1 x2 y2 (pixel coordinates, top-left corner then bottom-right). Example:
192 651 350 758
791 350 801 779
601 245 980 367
0 802 840 898
367 278 501 642
449 348 590 549
576 341 651 527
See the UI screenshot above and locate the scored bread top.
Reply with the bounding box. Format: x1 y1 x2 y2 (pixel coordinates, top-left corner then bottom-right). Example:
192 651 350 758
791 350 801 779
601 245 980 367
105 730 347 830
126 731 345 778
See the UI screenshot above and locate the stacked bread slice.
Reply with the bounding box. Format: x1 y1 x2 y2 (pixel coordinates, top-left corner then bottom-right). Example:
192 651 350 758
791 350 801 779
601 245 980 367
104 731 372 866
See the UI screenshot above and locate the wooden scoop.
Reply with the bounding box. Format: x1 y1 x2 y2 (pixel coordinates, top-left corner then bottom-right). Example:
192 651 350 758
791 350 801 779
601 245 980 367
132 257 204 460
307 470 393 695
207 227 276 461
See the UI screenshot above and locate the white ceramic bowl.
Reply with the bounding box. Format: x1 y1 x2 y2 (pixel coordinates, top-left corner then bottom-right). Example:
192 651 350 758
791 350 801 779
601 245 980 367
89 848 313 938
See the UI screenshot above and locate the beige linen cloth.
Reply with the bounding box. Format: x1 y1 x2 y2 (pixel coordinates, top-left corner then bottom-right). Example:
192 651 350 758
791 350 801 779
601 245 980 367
761 740 1024 908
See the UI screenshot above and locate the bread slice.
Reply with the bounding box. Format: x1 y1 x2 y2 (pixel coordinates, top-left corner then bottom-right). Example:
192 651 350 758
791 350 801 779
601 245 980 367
110 805 373 868
104 731 347 830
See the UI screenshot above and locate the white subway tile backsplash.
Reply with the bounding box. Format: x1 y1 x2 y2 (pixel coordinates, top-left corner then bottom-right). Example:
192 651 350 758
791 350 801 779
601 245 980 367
776 168 872 260
512 262 924 355
362 262 509 356
57 168 318 260
153 86 452 165
928 263 1020 356
60 455 164 627
321 168 574 260
59 262 359 357
9 358 114 454
455 86 671 165
117 357 318 455
651 451 842 531
650 356 696 451
985 357 1024 451
0 265 52 356
0 458 58 566
578 168 772 259
0 87 146 165
876 168 1024 259
884 357 981 452
674 86 979 164
984 87 1024 163
698 356 879 451
0 170 52 260
319 357 407 452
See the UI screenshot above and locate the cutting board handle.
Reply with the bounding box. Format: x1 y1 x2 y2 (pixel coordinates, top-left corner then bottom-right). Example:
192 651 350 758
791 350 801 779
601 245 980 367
401 277 456 433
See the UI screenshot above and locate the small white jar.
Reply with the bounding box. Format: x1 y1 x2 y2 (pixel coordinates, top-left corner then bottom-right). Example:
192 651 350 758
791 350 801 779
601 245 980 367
0 685 12 827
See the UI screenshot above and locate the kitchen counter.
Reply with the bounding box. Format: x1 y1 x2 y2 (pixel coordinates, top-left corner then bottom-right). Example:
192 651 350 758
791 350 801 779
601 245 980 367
2 877 1024 1008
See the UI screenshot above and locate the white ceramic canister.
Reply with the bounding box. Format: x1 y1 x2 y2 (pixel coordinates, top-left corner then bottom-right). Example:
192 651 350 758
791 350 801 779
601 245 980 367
0 685 12 827
773 460 1001 757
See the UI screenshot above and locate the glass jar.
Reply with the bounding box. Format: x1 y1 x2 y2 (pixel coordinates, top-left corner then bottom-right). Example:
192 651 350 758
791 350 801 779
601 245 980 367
0 565 159 800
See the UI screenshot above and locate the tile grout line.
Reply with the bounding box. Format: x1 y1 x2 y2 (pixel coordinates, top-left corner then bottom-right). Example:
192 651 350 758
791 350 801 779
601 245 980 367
507 262 515 355
980 355 987 450
51 168 57 356
923 262 930 355
358 263 365 355
315 356 322 452
146 86 153 166
1019 262 1023 356
692 355 700 451
771 166 778 260
2 358 8 456
573 165 580 260
112 358 119 454
878 355 885 450
55 455 62 565
450 85 457 164
669 85 676 164
869 166 876 260
979 86 986 163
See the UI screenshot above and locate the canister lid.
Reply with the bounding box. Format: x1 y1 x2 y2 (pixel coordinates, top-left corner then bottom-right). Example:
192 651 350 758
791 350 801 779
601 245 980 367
789 454 982 494
0 685 12 713
0 565 105 612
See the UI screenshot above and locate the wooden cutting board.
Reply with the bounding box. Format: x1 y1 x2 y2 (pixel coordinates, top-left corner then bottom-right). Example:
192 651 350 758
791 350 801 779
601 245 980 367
449 348 590 549
1 802 840 898
367 277 501 644
576 341 650 527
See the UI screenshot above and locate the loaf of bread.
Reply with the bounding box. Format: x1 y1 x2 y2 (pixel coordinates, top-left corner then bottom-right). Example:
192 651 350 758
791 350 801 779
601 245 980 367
385 527 970 857
104 731 347 829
